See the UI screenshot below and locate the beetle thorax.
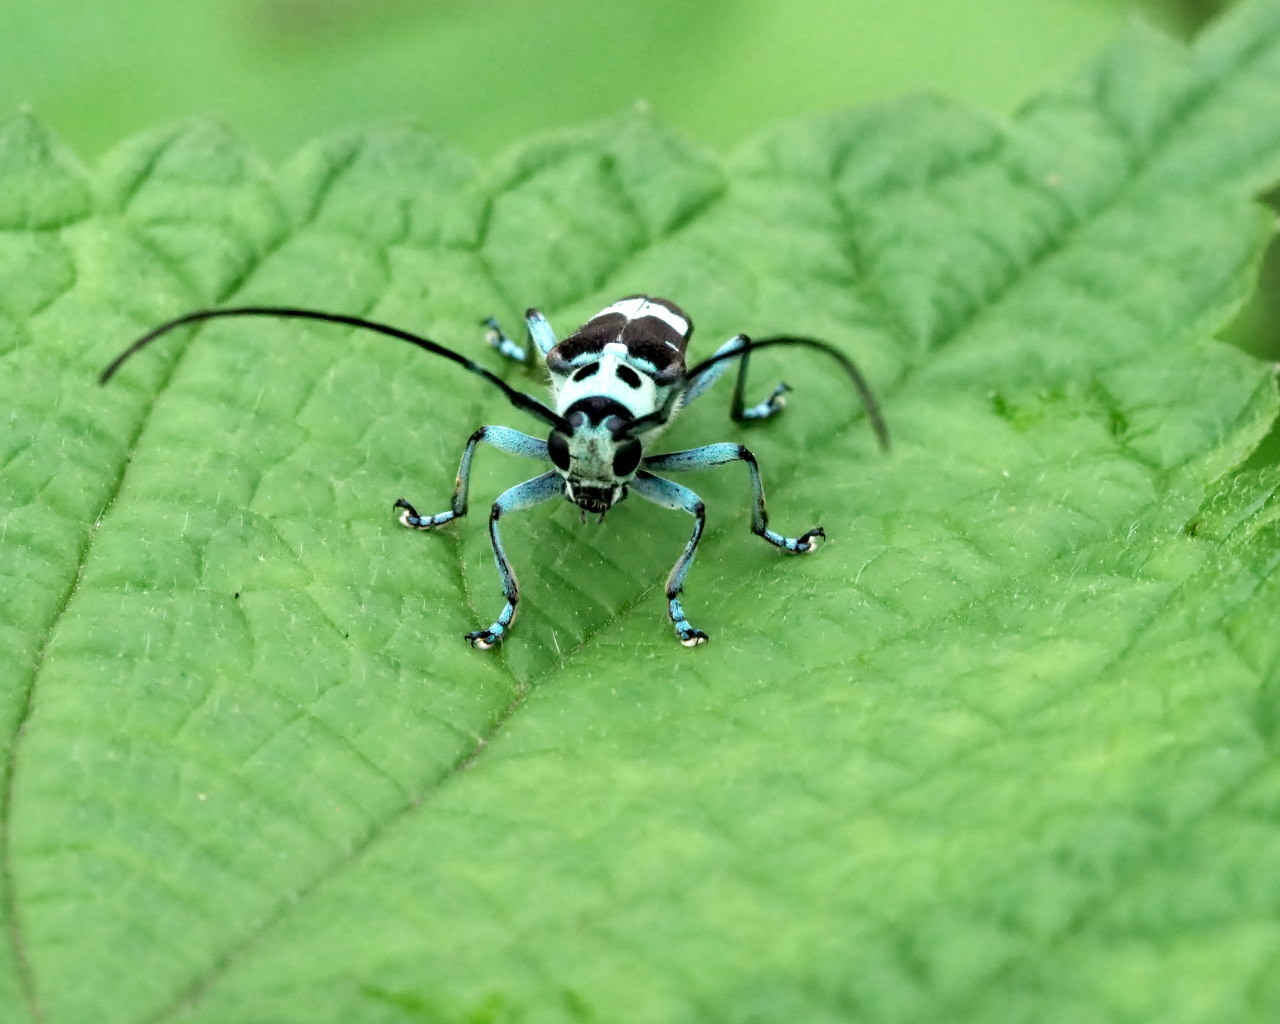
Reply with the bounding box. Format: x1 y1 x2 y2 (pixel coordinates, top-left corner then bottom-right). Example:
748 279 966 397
553 343 660 420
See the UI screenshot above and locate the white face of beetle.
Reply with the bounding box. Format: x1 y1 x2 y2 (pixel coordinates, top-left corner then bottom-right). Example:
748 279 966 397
554 342 661 421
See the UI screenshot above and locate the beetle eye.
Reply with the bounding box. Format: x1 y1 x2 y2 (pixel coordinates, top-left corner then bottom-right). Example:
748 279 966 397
611 439 642 478
547 431 571 471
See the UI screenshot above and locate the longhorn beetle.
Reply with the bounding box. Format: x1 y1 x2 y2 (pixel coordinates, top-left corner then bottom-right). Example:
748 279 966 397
101 295 889 647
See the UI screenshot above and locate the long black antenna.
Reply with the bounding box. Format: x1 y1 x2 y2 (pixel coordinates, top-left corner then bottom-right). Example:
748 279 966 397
99 306 570 432
626 335 890 451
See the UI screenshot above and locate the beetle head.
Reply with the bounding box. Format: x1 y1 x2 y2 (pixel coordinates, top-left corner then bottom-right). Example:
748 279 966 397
546 397 644 521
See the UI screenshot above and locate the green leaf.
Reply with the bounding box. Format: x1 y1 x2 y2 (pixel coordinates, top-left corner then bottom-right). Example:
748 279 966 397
4 2 1280 1022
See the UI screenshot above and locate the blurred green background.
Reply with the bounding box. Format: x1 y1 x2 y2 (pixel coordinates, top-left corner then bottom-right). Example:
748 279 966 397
0 0 1272 360
0 0 1223 160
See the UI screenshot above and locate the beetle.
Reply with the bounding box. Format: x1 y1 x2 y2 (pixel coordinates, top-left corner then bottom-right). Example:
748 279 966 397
101 295 888 647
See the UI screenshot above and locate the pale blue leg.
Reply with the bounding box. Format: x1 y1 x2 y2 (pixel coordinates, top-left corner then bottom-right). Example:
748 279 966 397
734 379 791 421
629 471 709 646
681 334 788 420
467 471 564 649
524 308 558 357
681 334 742 405
394 426 548 529
643 444 823 553
482 316 528 363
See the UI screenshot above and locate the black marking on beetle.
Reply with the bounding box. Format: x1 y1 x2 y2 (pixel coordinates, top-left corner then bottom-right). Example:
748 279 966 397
615 364 643 389
550 298 693 381
564 395 634 429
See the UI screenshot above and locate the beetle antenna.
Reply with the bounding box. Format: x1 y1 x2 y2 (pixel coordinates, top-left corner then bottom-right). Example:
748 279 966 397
99 306 570 431
626 335 890 450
